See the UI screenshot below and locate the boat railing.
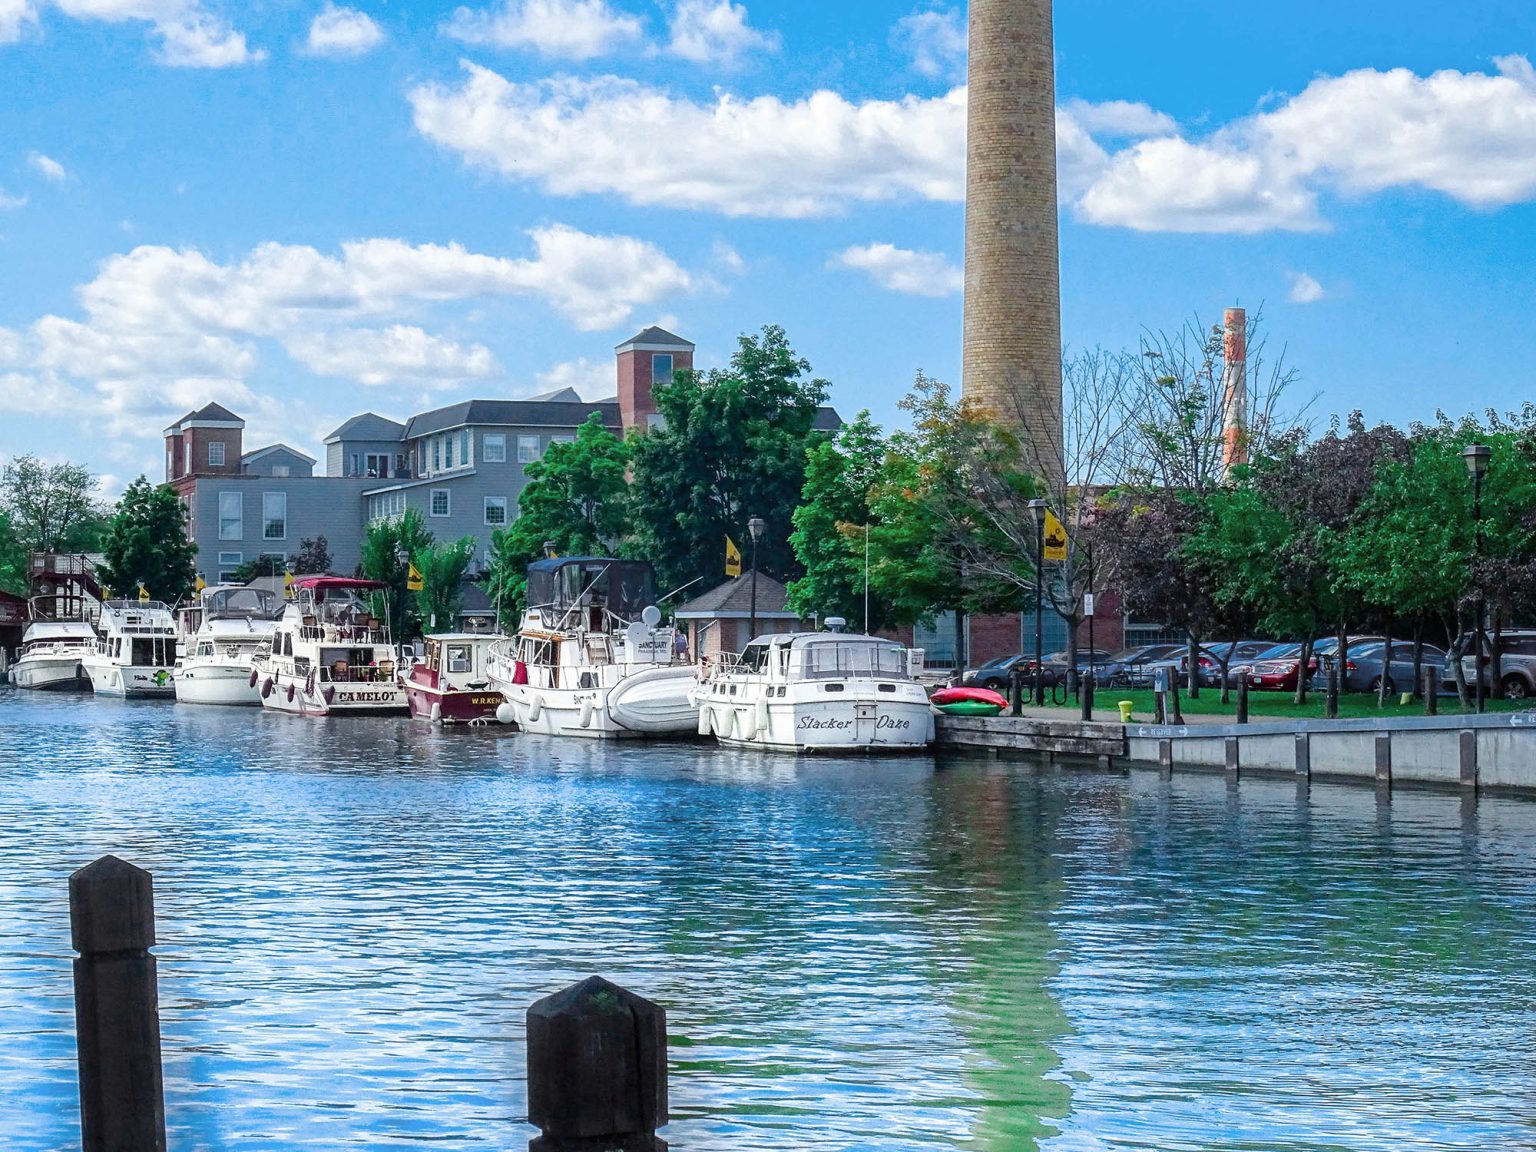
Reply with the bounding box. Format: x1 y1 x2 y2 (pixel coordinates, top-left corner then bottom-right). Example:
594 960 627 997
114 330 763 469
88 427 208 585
298 623 390 646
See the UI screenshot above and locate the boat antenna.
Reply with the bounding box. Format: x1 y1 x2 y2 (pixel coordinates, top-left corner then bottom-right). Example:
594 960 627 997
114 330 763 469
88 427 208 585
658 574 706 604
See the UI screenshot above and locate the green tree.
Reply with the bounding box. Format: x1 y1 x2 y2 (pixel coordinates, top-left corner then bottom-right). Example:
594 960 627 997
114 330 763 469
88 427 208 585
0 509 27 595
787 412 900 631
98 476 197 602
289 535 333 575
629 325 830 594
231 555 285 583
415 537 478 632
360 507 434 640
0 453 106 552
483 412 631 623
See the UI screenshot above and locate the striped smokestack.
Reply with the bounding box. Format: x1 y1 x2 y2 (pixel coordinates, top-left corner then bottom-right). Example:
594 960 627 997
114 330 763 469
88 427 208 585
1221 307 1249 473
963 0 1063 481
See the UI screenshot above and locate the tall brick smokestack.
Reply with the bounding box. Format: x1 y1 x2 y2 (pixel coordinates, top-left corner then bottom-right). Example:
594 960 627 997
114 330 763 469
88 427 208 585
963 0 1063 481
1222 307 1249 473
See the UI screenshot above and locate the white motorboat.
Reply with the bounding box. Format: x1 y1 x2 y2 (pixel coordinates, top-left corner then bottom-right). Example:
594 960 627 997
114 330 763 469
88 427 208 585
485 557 696 738
690 623 933 752
12 617 97 690
251 576 407 716
174 585 280 706
83 599 178 697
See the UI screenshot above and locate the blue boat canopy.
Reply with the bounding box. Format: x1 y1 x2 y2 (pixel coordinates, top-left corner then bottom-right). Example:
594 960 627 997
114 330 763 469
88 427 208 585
525 557 657 620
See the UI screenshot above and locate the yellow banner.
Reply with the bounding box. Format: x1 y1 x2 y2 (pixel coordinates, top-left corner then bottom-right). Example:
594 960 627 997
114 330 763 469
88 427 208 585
1043 510 1069 563
137 584 150 603
284 569 296 599
195 574 207 592
406 561 425 592
725 536 743 578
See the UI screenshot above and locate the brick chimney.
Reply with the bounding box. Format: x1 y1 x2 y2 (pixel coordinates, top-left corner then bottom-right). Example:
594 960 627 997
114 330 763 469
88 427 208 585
615 327 695 433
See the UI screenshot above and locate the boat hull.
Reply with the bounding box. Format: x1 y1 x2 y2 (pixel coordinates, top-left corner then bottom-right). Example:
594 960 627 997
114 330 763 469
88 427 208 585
404 681 506 725
11 653 92 691
255 666 407 717
83 658 176 698
497 684 634 738
698 696 934 753
175 662 262 706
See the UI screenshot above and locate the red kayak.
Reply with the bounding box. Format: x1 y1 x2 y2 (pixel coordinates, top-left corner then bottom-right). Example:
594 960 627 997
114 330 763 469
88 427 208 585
930 686 1009 715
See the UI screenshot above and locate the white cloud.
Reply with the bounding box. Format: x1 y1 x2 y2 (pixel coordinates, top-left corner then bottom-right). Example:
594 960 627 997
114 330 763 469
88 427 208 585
1060 98 1177 138
0 0 38 42
285 326 497 386
536 356 614 399
891 6 965 82
41 0 260 66
443 0 642 60
304 3 383 57
28 151 67 182
0 187 26 210
711 239 744 275
829 243 962 297
666 0 776 65
412 65 968 218
1289 272 1325 304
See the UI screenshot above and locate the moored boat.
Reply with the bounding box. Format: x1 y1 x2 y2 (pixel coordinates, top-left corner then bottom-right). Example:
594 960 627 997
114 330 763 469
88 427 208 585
404 633 506 724
12 618 97 690
690 623 933 752
251 577 407 716
83 600 178 697
485 557 696 738
174 585 281 706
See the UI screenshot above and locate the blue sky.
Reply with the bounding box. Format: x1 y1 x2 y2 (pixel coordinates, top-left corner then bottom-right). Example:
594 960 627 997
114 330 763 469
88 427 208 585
2 0 1534 496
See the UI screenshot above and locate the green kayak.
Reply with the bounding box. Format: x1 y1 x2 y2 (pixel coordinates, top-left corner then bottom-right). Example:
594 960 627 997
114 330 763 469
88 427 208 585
934 700 1005 717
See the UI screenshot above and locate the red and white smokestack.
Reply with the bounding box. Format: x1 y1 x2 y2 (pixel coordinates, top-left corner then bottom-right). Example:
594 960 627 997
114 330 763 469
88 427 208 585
1221 307 1249 474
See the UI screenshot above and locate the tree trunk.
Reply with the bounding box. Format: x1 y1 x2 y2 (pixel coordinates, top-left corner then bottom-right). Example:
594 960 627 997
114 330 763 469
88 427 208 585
1411 621 1425 701
1219 652 1235 705
1448 607 1470 710
1294 637 1313 706
1377 627 1393 708
1336 625 1349 696
1492 604 1505 700
1186 634 1201 699
953 606 966 685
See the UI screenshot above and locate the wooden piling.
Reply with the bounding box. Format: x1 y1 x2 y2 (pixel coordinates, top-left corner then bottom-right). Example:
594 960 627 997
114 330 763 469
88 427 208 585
1236 679 1249 725
527 976 668 1152
69 855 166 1152
1424 667 1439 716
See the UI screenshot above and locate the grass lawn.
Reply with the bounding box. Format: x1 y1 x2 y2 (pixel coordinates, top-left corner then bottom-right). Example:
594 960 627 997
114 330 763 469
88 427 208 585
1050 687 1531 722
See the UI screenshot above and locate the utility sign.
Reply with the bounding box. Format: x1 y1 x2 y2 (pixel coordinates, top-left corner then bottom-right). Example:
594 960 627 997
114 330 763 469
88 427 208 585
1043 510 1069 562
1083 592 1095 616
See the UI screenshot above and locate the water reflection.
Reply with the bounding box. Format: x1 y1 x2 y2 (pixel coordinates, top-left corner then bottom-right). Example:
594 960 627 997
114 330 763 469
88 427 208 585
1 691 1533 1151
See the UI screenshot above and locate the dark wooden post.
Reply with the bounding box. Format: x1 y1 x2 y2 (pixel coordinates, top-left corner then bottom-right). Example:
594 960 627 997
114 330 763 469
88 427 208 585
70 855 166 1152
1009 667 1023 716
1424 667 1439 716
1325 667 1340 720
1080 675 1094 722
527 976 668 1152
1236 678 1250 724
1170 683 1183 725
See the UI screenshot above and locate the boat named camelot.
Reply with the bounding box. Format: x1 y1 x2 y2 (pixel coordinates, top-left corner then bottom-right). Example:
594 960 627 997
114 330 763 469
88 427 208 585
83 599 179 697
486 557 696 738
691 623 933 752
251 577 407 716
174 585 280 706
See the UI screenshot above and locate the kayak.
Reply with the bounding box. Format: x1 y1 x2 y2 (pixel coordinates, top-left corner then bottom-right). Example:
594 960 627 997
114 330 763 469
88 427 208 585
930 686 1009 716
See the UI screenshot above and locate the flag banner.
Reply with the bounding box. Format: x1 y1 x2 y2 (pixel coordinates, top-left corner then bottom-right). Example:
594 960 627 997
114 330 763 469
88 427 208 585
1043 510 1069 563
725 536 743 578
137 585 150 603
407 562 425 592
195 574 207 593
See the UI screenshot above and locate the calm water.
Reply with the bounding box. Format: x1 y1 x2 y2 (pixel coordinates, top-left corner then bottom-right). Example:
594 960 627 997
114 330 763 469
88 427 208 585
2 690 1534 1151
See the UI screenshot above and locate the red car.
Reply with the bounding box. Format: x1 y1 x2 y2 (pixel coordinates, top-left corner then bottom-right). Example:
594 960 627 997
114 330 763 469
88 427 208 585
1244 642 1312 692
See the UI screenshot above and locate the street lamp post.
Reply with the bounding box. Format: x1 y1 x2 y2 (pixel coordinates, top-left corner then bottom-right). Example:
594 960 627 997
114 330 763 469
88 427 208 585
747 516 765 643
1027 499 1048 706
394 544 410 648
1464 444 1491 713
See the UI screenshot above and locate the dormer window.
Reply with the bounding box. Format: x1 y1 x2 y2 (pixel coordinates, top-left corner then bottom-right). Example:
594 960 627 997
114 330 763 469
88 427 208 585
208 442 225 467
652 353 674 385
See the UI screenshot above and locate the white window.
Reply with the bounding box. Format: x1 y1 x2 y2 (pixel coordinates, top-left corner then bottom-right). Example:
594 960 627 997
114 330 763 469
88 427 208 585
517 435 540 463
183 442 191 475
446 644 472 673
432 440 441 472
218 492 243 540
551 435 575 445
271 465 290 478
484 496 508 526
445 435 455 470
430 489 450 517
208 441 225 467
646 412 667 431
369 491 407 524
262 492 287 540
459 430 471 467
218 570 239 583
218 551 242 565
483 433 506 463
652 353 674 385
350 453 361 477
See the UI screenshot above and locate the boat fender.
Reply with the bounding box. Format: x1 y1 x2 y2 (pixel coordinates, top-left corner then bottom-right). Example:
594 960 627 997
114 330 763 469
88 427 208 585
579 697 594 728
496 701 517 726
755 697 769 738
261 677 274 699
717 706 734 740
512 659 529 686
740 703 758 741
430 702 442 725
286 683 296 703
697 703 713 737
527 693 543 723
248 668 258 688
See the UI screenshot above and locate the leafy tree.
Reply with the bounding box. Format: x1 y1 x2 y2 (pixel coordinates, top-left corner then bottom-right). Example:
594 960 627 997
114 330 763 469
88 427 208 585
231 555 285 583
289 536 333 575
483 412 631 623
629 325 830 594
415 537 478 632
0 509 27 596
98 476 197 603
0 453 105 552
787 412 901 631
360 507 434 640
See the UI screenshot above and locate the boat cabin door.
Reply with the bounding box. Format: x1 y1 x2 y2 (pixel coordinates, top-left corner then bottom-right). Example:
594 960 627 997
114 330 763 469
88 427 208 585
855 700 878 743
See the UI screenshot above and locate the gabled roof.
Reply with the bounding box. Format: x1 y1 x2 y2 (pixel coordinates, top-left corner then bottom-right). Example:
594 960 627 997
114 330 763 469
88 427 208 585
674 573 797 618
616 326 694 352
242 442 317 465
325 412 406 444
812 406 842 432
163 402 244 435
404 399 621 439
527 386 583 403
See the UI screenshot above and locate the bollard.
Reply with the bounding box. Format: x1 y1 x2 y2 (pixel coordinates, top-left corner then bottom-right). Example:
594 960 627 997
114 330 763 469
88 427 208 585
70 855 166 1152
1236 678 1250 725
1009 668 1023 717
1170 683 1183 725
527 976 668 1152
1080 675 1094 722
1424 667 1438 716
1154 687 1166 725
1325 667 1340 720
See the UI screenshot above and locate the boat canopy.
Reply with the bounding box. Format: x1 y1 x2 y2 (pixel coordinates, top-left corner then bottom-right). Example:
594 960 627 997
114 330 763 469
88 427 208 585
204 585 280 618
525 557 656 621
740 632 909 679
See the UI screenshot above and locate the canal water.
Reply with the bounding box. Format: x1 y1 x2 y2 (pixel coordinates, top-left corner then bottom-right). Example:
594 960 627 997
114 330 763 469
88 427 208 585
2 691 1533 1151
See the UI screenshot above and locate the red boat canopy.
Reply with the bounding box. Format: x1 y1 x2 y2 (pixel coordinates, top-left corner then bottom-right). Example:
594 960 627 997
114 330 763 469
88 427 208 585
292 576 387 592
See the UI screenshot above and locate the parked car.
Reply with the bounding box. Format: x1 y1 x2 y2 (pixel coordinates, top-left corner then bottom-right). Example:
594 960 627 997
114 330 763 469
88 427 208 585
1198 640 1279 688
1244 642 1306 691
1040 647 1116 686
1444 628 1536 699
963 653 1031 691
1306 639 1446 695
1099 644 1186 687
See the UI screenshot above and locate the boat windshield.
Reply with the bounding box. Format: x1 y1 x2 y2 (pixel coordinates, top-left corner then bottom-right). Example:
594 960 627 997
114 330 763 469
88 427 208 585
525 558 656 621
206 586 279 618
793 640 908 680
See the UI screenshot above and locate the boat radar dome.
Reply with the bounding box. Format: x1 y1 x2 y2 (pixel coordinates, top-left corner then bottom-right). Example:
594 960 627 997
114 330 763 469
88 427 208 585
642 605 662 627
824 617 847 633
